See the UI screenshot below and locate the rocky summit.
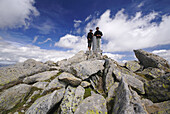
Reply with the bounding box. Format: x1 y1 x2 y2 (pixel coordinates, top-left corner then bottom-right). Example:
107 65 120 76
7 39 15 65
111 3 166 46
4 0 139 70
0 49 169 114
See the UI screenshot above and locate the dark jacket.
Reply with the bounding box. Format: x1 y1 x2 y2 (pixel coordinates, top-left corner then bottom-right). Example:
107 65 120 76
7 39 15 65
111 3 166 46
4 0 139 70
87 32 93 42
94 30 103 38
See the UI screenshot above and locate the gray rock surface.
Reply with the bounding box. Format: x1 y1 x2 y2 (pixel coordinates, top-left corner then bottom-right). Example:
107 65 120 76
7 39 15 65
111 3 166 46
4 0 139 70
144 73 170 102
42 77 66 95
113 78 147 114
113 64 145 94
80 81 91 88
71 60 105 80
32 82 49 89
26 88 65 114
74 93 107 114
0 59 50 87
58 72 82 86
134 49 170 69
23 70 59 84
125 60 141 72
0 84 32 113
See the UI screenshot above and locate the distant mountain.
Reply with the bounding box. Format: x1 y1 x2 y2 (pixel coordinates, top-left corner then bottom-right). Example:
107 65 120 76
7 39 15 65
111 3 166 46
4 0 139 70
0 64 13 67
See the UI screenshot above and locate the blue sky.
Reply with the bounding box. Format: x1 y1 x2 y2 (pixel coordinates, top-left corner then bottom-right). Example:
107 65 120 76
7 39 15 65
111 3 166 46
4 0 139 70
0 0 170 64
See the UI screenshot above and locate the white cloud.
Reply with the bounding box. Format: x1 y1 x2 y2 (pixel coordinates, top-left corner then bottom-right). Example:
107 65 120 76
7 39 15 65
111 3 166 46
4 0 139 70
0 0 39 29
0 39 74 64
152 49 170 63
85 15 92 22
32 35 39 43
38 38 52 45
103 53 125 61
55 34 87 51
33 21 55 34
85 9 170 52
137 2 144 8
74 20 82 28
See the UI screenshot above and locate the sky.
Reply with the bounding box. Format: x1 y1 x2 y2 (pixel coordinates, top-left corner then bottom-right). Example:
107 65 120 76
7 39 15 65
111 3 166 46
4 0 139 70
0 0 170 65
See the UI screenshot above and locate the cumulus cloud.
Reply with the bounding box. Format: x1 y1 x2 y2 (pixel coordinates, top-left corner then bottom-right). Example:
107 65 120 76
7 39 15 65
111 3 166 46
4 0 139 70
137 2 144 8
152 49 170 63
103 53 125 62
74 20 82 28
32 35 39 43
0 39 74 64
85 9 170 52
85 15 92 22
38 38 52 45
55 34 86 51
0 0 39 29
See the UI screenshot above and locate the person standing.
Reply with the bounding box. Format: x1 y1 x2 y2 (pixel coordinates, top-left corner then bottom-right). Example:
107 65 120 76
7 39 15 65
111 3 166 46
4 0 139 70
87 29 93 51
94 27 103 51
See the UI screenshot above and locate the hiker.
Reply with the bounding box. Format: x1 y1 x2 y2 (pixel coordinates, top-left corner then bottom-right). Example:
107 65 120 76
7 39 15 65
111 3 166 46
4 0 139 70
87 29 93 51
94 27 103 50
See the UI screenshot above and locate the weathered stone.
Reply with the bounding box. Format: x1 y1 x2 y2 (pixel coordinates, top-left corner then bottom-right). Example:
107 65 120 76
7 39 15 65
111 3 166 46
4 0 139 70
144 73 170 102
23 70 59 84
125 60 141 72
0 84 32 113
32 82 49 89
134 49 170 69
58 72 82 86
72 86 85 112
113 65 145 94
57 51 87 67
74 93 107 114
107 82 119 113
26 88 65 114
44 60 56 66
113 78 147 114
103 59 115 93
81 81 91 88
41 77 66 95
0 59 50 87
141 67 165 79
60 86 76 114
26 90 40 103
145 100 170 114
71 60 105 80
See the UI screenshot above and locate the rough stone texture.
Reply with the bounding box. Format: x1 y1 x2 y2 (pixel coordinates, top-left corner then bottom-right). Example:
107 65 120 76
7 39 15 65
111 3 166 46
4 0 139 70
125 60 141 72
23 70 59 84
74 93 107 114
58 72 82 86
80 81 91 88
44 60 56 66
145 100 170 114
103 59 115 93
26 88 65 114
42 77 66 95
60 86 75 114
140 67 165 79
57 51 87 67
72 86 85 112
0 84 32 113
113 65 145 94
134 49 170 69
113 78 147 114
71 60 105 80
32 82 49 89
144 73 170 102
0 59 50 87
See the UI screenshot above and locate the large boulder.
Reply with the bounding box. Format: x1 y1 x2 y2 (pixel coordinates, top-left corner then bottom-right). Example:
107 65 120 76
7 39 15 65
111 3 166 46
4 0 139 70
144 73 170 102
23 70 59 84
0 59 50 88
113 78 147 114
58 72 82 86
74 93 107 114
125 60 141 72
26 88 65 114
0 84 32 113
32 82 49 89
134 49 170 69
113 64 145 94
60 86 85 114
71 60 105 80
